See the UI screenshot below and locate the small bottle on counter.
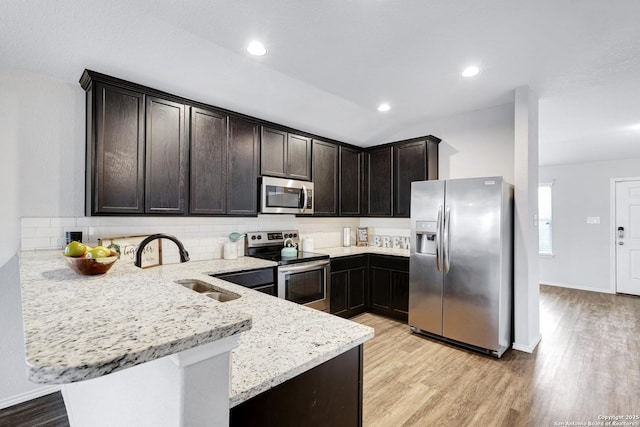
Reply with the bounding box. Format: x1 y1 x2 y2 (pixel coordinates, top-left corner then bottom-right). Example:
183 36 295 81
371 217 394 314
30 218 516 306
343 227 351 247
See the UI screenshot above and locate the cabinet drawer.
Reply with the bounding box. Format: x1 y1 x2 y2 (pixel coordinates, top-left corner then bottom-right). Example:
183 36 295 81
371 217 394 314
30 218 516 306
368 254 408 272
212 267 275 288
330 255 368 272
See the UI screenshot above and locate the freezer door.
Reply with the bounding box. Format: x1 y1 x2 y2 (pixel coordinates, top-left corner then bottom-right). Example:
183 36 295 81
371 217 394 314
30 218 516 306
409 180 445 335
442 177 503 350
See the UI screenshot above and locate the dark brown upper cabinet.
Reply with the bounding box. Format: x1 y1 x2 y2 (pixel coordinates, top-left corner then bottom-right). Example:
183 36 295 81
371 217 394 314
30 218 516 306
366 146 393 217
190 107 227 215
339 146 363 216
87 82 145 215
227 117 260 216
145 96 188 214
312 139 339 216
260 126 312 181
81 70 439 218
189 111 260 216
393 136 440 217
393 140 427 217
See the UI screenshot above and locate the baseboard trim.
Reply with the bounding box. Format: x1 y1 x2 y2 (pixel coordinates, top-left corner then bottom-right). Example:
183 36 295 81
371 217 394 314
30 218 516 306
0 386 61 410
512 334 542 353
540 281 614 294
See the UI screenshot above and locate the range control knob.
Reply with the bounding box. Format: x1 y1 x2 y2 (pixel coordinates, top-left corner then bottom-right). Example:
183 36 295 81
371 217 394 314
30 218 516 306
293 233 298 238
257 235 262 240
251 236 256 240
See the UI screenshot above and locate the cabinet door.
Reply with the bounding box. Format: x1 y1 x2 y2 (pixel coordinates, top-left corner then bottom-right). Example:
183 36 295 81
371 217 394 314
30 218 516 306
190 107 227 215
260 127 287 177
394 140 427 217
287 134 312 181
330 271 349 316
348 267 367 314
312 140 339 216
227 117 260 216
145 96 188 214
366 146 393 216
92 83 145 214
427 138 439 180
369 266 392 310
339 146 362 216
391 271 409 317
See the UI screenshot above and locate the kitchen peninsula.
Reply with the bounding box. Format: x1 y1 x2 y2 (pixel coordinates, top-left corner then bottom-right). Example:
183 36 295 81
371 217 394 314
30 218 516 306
19 251 374 426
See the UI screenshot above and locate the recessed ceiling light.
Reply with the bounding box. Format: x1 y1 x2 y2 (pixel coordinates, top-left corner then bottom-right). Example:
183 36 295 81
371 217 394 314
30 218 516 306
462 65 481 77
377 103 391 112
247 41 266 56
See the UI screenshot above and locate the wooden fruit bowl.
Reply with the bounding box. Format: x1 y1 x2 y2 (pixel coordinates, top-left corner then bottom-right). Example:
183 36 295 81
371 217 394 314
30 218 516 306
63 254 119 275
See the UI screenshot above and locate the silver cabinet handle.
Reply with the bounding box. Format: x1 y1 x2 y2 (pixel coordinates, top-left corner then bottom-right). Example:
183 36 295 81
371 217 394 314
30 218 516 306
436 205 442 272
443 206 451 273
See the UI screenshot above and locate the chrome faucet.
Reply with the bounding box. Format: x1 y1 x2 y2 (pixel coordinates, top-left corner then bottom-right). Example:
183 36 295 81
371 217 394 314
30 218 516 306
135 234 190 268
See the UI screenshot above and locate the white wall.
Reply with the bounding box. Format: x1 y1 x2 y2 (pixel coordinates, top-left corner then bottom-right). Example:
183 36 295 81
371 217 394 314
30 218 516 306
512 87 540 353
383 103 515 184
0 68 79 406
539 158 640 293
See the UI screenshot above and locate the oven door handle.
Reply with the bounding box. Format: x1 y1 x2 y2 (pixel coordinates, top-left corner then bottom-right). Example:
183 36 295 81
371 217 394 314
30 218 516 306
278 259 330 274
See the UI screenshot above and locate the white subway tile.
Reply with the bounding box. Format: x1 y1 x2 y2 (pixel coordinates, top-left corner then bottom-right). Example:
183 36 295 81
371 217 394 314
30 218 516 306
22 217 51 228
36 227 62 238
22 237 53 250
75 217 93 227
50 218 76 227
50 237 65 249
21 228 38 238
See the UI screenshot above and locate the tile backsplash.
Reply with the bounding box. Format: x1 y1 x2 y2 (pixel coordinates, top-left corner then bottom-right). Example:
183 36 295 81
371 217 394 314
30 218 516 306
21 216 361 263
21 216 412 263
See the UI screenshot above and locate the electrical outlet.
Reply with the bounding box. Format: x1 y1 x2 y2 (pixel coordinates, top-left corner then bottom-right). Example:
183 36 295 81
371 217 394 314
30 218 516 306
586 217 600 224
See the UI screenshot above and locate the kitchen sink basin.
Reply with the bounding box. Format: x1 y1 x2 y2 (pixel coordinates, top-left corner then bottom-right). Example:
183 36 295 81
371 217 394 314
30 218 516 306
175 279 240 302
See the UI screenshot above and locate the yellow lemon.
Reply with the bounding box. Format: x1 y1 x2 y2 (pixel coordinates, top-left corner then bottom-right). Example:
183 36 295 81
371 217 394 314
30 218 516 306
86 246 111 259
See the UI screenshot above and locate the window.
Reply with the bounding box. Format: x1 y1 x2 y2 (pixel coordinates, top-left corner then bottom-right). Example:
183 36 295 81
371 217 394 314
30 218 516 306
538 182 553 256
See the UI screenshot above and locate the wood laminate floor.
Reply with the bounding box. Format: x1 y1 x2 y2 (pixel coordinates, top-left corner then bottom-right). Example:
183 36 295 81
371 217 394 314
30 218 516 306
353 285 640 427
1 285 638 426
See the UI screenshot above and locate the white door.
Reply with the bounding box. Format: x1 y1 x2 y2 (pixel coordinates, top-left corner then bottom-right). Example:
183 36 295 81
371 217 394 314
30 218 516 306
615 180 640 296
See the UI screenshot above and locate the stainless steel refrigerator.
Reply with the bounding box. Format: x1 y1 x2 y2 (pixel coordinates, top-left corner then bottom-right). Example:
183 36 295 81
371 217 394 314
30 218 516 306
409 177 513 357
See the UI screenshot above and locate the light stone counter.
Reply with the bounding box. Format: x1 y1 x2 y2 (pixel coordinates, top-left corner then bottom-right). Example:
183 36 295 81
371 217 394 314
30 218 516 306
19 250 374 408
317 245 410 258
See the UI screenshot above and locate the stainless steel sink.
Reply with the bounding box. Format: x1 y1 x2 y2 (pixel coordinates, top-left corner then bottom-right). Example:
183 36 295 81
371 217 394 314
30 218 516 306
175 279 240 302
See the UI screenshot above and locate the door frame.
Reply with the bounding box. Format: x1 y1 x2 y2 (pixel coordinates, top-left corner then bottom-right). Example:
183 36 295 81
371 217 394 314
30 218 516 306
609 176 640 294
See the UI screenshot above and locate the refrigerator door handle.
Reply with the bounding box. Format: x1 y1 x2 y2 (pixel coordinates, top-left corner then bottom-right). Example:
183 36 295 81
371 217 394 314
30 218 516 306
443 205 451 272
436 205 442 272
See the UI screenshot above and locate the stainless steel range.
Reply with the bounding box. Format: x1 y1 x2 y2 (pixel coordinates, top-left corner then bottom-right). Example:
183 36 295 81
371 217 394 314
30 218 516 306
246 230 330 312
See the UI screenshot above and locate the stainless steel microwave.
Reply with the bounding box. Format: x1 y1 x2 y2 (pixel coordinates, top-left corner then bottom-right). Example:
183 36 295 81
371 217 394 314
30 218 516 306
260 176 314 215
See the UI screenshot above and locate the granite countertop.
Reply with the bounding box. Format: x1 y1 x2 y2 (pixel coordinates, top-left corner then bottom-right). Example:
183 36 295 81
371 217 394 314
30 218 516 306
19 251 374 407
317 245 409 258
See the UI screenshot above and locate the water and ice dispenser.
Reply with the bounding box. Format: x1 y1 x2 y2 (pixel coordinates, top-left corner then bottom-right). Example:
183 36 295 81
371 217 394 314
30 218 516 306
415 221 437 254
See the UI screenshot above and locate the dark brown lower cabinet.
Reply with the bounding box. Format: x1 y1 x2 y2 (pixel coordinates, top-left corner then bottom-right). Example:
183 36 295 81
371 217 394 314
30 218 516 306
329 254 409 322
330 255 367 318
368 255 409 321
230 345 363 427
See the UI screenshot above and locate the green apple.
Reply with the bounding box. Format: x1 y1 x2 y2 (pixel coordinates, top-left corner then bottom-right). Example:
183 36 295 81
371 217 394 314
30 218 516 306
64 241 86 257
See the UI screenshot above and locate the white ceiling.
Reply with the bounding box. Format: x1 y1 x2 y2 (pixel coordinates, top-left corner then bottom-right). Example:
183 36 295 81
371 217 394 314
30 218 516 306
2 0 640 165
